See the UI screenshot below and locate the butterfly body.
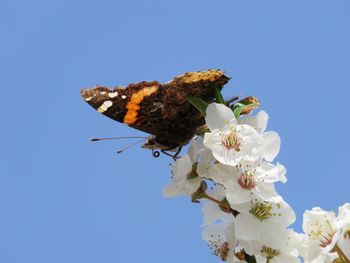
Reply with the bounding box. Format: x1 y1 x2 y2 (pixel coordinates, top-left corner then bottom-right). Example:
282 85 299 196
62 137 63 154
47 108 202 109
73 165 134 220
81 70 230 151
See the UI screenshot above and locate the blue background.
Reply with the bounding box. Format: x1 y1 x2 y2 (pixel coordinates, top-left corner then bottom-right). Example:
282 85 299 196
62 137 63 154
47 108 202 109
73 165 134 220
1 1 349 262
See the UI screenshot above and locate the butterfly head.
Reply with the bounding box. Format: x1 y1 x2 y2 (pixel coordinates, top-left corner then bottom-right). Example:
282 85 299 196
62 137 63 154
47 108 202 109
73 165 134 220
141 136 162 150
141 135 179 151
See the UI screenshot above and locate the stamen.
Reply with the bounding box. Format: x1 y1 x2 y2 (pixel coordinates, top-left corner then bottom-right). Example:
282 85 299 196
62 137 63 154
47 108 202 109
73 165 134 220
261 246 280 260
238 171 257 190
249 201 281 221
319 233 333 248
307 220 336 248
221 128 241 151
207 235 230 261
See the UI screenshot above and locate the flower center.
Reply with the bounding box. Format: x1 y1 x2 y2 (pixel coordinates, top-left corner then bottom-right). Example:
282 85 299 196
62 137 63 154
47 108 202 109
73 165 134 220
238 171 257 190
221 130 241 151
308 220 335 248
261 246 280 260
207 236 230 261
249 201 281 221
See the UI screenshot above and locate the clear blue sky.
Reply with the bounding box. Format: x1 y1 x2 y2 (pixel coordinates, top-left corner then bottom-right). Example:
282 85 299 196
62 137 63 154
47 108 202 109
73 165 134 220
1 1 349 262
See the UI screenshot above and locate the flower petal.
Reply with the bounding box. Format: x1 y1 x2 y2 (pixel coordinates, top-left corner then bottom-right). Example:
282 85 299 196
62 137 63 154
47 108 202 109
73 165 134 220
262 131 281 162
235 212 262 240
205 103 235 131
239 110 269 133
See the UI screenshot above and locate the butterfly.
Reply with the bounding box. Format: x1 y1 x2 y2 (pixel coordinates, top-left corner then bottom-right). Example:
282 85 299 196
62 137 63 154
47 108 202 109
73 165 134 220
81 69 230 158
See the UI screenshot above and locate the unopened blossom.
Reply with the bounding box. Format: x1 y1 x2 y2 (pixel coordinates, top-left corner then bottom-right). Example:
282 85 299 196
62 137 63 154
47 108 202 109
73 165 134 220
203 103 264 167
207 160 286 205
162 137 203 197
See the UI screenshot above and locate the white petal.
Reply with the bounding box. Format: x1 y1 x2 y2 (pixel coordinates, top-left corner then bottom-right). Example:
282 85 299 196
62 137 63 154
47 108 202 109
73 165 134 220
202 222 230 241
202 202 221 225
213 147 242 167
239 110 269 133
162 177 202 197
255 162 280 183
238 239 262 256
172 154 192 180
235 212 262 240
338 203 350 224
182 177 202 195
205 103 235 131
262 131 281 162
260 221 289 250
256 110 269 133
209 163 239 186
187 136 204 163
303 207 336 234
254 183 281 203
276 163 287 183
162 178 187 197
197 148 214 178
226 184 253 205
272 254 300 263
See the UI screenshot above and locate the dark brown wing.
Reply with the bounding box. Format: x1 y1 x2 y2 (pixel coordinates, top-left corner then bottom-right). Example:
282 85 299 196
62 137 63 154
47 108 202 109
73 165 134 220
80 81 161 125
81 69 230 147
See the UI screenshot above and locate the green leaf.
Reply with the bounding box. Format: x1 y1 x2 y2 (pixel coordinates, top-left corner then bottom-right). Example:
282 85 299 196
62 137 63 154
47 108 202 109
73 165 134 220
214 87 225 104
232 102 257 119
232 102 246 119
188 96 209 116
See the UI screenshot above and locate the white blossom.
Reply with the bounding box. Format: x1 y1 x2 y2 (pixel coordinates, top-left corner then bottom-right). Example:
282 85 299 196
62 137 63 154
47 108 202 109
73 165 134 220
202 221 239 262
160 101 350 263
203 103 264 166
301 207 342 262
207 160 286 205
162 138 203 197
234 199 296 250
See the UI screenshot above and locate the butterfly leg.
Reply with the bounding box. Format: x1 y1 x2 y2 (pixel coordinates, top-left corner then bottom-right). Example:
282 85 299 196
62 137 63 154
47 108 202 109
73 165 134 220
152 150 160 158
161 146 182 161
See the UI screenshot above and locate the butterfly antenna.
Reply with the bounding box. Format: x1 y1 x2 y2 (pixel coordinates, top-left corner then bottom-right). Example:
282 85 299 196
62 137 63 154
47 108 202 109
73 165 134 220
90 136 147 142
225 96 239 106
116 139 146 154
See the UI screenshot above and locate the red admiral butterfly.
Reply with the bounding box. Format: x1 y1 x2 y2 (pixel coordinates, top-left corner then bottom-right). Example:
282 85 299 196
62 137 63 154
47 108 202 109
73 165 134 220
81 70 230 158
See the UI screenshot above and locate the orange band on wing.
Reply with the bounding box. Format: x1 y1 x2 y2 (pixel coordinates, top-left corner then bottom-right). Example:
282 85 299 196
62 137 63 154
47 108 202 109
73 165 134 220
123 86 158 125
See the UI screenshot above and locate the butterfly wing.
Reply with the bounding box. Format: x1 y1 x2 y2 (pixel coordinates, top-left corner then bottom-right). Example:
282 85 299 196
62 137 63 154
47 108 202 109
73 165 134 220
81 70 230 146
81 81 161 125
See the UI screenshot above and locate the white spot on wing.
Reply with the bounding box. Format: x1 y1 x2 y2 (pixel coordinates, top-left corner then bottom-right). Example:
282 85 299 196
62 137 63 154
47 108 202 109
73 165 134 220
85 96 92 101
100 91 107 95
97 100 113 113
108 92 118 98
121 95 127 99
